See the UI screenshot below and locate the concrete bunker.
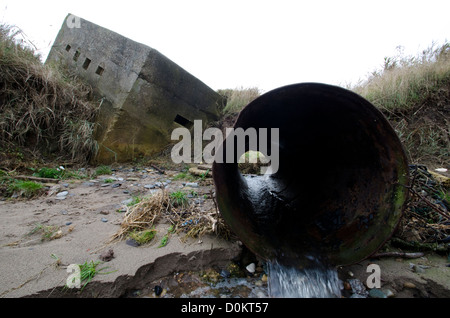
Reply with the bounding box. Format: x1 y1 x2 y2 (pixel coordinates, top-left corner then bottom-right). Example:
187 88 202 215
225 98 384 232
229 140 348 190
46 14 224 164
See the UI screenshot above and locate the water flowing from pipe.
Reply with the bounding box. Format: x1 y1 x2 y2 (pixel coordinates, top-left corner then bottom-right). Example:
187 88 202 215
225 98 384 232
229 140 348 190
267 258 341 298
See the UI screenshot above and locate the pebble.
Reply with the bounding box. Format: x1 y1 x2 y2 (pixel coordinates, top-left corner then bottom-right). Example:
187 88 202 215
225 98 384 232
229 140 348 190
101 184 110 187
101 218 108 223
99 249 115 262
111 183 121 188
126 239 140 247
369 288 387 298
154 285 163 296
62 183 69 188
383 289 395 298
246 263 256 273
403 282 416 289
56 191 69 197
261 274 268 283
65 222 73 226
220 270 231 279
185 183 199 188
122 198 133 205
144 184 156 189
61 210 68 215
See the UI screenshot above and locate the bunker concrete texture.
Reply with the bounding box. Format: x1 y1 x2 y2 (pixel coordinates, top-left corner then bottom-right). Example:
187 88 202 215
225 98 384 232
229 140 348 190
46 14 223 163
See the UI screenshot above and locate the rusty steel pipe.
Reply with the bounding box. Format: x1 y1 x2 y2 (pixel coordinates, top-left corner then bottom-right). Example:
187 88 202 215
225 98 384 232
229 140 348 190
212 83 409 267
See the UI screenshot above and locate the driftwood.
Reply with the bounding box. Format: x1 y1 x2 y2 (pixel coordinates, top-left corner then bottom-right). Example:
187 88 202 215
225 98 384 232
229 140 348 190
150 165 165 175
372 251 424 259
14 175 60 184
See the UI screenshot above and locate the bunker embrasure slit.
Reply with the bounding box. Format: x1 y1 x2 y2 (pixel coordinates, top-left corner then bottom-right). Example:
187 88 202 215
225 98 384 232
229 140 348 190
82 58 91 70
95 65 105 76
174 114 193 129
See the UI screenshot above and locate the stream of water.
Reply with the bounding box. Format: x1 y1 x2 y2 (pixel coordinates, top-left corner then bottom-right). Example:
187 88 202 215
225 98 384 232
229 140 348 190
267 259 342 298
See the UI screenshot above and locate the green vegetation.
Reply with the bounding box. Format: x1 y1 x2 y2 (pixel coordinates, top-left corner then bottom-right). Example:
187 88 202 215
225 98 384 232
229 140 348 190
73 260 115 291
127 195 142 207
94 165 112 176
28 223 60 241
158 234 169 248
8 180 43 198
173 171 197 182
169 190 189 208
128 229 157 245
33 167 63 179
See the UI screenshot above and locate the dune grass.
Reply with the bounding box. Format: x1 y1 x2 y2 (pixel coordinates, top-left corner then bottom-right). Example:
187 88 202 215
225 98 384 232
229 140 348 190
353 42 450 113
352 42 449 165
217 87 261 114
0 24 99 165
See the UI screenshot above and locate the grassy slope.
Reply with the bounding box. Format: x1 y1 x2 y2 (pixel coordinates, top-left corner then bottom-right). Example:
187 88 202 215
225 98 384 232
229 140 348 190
352 42 449 167
0 24 99 171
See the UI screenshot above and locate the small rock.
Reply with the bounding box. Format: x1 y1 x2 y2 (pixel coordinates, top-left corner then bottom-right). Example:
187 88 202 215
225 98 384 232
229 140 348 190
100 211 109 215
383 289 395 298
254 280 263 287
99 249 115 262
154 285 163 296
144 184 156 189
56 191 69 197
126 239 140 247
127 177 139 182
261 274 268 283
101 184 110 187
220 270 231 278
122 198 133 205
65 222 72 226
62 183 69 188
369 288 387 298
51 230 63 240
185 182 199 188
403 282 416 289
246 263 256 273
123 190 130 194
55 196 66 201
101 218 108 223
61 210 68 215
111 183 121 188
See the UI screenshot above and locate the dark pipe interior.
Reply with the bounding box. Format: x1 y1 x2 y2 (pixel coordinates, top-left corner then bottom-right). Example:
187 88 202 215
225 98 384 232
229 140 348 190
213 83 409 267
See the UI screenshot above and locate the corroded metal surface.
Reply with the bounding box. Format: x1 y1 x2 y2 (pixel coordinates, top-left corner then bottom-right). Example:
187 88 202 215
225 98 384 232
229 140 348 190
213 83 409 267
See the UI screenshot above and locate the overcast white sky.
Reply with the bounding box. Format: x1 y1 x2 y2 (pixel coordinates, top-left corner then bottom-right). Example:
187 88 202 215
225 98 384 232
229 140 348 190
1 0 449 92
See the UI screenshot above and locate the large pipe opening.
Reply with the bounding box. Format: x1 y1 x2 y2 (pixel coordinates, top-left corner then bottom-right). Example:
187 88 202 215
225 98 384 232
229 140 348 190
213 83 409 267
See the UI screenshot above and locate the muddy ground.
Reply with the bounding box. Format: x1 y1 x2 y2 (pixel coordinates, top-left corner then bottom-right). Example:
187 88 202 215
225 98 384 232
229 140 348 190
0 165 449 298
